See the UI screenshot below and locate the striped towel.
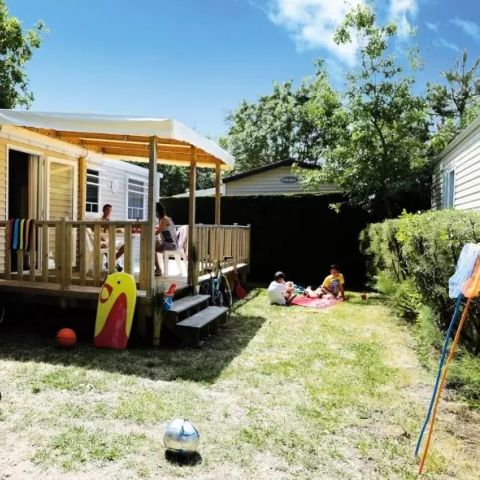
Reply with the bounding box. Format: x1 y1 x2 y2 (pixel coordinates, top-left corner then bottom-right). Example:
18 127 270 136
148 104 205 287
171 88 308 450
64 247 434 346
9 219 35 251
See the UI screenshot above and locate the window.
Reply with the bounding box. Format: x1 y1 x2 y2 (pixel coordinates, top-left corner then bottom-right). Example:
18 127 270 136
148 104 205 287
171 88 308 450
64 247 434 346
443 169 455 208
127 178 146 219
86 169 100 213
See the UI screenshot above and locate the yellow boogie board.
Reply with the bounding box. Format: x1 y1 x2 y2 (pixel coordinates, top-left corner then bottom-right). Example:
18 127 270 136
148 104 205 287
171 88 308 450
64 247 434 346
94 272 137 349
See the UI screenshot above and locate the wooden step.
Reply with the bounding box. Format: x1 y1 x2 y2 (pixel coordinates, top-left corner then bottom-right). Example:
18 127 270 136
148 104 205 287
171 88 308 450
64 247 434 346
169 294 210 314
175 306 228 345
164 294 210 329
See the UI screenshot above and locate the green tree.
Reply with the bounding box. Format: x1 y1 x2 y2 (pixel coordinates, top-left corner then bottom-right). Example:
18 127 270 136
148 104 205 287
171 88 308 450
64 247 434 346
221 75 329 173
159 165 214 198
304 5 430 218
427 51 480 154
0 1 45 108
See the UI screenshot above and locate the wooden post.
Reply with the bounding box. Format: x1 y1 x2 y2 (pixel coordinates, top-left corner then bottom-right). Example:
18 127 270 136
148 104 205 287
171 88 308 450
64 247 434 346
93 224 102 287
58 218 67 289
5 222 11 280
139 224 148 291
42 224 49 283
107 224 116 274
79 224 87 286
78 156 87 221
146 136 158 296
215 164 221 226
187 147 197 287
65 222 73 288
29 224 36 282
124 224 132 274
17 250 24 281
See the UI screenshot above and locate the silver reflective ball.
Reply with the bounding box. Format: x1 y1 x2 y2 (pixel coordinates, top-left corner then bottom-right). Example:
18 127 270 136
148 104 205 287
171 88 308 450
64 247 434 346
164 418 200 455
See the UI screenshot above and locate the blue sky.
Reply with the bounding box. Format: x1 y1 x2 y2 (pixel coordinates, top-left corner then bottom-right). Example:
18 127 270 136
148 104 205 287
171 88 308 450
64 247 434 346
6 0 480 138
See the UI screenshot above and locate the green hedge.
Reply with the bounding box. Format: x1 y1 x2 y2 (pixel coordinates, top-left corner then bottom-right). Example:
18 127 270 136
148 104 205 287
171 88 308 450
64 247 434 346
361 210 480 401
361 209 480 354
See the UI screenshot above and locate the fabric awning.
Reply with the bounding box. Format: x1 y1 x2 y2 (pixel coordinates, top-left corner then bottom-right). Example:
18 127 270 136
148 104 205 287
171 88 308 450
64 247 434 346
0 110 234 169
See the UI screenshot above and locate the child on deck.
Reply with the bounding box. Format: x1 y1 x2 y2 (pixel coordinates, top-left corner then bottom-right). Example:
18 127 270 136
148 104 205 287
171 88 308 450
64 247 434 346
305 264 346 301
268 271 295 305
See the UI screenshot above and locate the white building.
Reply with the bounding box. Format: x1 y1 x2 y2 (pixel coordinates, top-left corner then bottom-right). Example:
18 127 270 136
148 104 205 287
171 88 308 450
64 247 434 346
432 116 480 210
85 157 161 220
173 159 339 197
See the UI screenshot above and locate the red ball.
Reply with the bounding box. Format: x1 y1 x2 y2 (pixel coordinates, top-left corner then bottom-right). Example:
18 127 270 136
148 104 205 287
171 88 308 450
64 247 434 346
56 328 77 349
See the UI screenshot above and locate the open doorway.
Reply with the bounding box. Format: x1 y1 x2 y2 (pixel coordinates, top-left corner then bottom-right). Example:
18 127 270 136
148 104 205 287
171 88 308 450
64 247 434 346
8 149 44 272
8 149 30 219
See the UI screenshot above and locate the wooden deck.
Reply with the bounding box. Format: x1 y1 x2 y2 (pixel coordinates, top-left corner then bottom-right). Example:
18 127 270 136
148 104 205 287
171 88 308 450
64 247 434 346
0 260 248 309
0 220 250 343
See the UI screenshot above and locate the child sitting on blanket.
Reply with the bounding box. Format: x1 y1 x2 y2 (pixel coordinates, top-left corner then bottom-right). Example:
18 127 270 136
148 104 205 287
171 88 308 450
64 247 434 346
268 271 295 305
304 264 346 301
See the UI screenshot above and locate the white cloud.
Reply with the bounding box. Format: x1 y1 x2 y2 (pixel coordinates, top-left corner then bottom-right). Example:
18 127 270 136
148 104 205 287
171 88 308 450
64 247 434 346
389 0 418 37
433 38 460 52
425 21 438 33
451 17 480 42
266 0 364 66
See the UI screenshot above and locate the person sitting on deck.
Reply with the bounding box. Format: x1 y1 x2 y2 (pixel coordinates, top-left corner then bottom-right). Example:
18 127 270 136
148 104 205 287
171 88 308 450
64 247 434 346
304 264 346 300
99 203 124 270
268 271 295 306
154 202 178 276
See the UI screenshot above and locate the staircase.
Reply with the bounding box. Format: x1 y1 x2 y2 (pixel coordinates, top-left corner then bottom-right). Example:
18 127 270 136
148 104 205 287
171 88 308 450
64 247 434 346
164 294 228 346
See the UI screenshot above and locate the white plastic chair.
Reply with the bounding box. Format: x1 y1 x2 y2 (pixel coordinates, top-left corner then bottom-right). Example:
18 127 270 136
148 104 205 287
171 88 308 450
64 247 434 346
86 227 109 273
162 225 188 277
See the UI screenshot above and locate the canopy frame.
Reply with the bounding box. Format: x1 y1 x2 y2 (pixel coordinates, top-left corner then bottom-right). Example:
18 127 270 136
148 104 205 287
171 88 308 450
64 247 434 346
0 110 234 291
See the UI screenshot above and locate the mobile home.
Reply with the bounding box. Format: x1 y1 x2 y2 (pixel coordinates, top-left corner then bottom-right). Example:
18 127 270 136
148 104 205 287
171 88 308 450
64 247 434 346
432 116 480 210
0 111 250 343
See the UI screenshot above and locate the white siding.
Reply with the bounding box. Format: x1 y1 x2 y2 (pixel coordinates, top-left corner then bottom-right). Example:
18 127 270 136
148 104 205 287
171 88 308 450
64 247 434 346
225 165 339 196
85 158 149 220
433 121 480 211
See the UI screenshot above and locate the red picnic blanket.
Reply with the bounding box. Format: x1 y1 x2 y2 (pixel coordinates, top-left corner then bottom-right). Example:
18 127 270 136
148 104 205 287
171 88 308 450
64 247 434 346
291 295 342 309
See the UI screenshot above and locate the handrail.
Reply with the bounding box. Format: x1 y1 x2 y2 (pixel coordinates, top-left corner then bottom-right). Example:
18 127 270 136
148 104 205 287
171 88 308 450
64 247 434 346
0 220 149 227
193 224 251 277
195 223 250 229
0 221 251 291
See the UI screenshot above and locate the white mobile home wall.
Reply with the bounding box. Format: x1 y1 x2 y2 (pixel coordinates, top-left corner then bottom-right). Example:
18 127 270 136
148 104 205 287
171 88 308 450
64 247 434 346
432 117 480 210
225 165 339 196
85 157 150 220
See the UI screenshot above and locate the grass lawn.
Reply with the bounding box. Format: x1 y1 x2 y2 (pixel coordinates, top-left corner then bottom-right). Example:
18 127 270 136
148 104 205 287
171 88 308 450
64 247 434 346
0 291 479 479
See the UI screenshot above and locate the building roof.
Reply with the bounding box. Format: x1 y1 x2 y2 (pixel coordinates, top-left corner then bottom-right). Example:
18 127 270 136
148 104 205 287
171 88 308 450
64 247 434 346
222 158 319 183
172 186 225 198
436 115 480 164
0 110 234 170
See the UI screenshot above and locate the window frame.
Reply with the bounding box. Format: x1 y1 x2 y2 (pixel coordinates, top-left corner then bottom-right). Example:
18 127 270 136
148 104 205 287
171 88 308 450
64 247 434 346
86 168 101 214
443 167 456 209
126 175 147 220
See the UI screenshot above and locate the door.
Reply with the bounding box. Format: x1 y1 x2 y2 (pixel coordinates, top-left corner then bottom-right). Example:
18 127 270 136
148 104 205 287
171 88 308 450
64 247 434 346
47 159 77 269
8 149 30 220
8 149 42 270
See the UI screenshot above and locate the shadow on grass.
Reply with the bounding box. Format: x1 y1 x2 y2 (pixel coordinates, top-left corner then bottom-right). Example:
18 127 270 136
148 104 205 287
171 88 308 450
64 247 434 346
165 451 202 467
0 290 265 384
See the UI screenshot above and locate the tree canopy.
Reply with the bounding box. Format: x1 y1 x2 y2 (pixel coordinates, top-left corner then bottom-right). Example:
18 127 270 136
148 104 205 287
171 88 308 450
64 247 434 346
426 50 480 154
159 165 214 198
305 5 430 217
220 75 330 173
222 4 480 218
0 0 45 108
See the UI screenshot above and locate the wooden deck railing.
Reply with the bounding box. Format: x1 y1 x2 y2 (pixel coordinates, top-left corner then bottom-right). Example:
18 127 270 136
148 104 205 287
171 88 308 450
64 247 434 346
0 220 150 290
0 221 251 292
195 224 251 276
